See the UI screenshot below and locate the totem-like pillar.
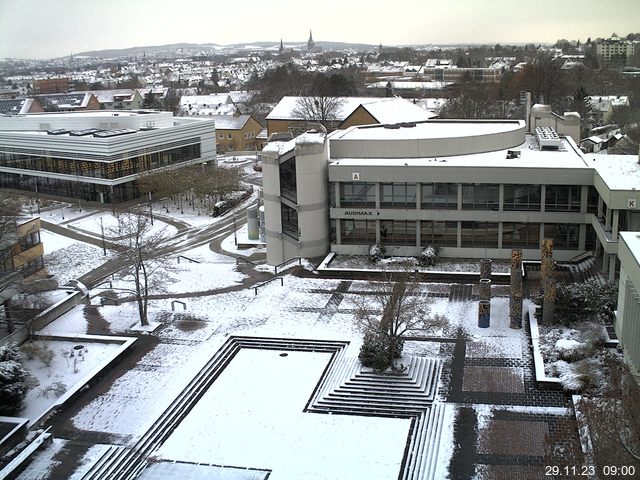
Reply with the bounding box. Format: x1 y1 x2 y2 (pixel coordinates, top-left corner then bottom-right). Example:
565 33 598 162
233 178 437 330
479 278 491 302
510 249 523 329
478 300 490 328
540 238 556 324
480 258 492 280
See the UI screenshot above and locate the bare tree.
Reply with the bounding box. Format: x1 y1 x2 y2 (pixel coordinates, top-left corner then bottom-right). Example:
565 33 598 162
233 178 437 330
109 211 170 326
352 270 447 370
291 95 344 133
0 195 26 333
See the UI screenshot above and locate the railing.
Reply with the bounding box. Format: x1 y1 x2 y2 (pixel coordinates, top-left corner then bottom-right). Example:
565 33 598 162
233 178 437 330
177 255 200 264
274 257 302 275
235 256 258 266
569 251 594 263
254 277 284 295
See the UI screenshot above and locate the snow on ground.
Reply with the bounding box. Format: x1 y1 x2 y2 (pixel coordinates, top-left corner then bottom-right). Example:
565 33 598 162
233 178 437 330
154 349 411 480
14 437 67 480
19 340 122 423
328 254 511 273
66 212 177 238
220 223 265 257
41 230 111 285
37 305 87 335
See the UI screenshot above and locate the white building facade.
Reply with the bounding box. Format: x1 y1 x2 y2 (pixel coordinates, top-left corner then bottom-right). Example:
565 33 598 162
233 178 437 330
262 119 640 282
0 110 216 203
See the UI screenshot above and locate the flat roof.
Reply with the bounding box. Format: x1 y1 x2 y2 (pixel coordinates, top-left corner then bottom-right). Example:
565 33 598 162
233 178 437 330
332 120 524 141
589 154 640 191
620 231 640 267
330 135 590 170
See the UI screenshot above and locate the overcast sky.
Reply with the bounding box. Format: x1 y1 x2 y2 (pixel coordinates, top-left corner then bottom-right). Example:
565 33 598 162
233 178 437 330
0 0 638 59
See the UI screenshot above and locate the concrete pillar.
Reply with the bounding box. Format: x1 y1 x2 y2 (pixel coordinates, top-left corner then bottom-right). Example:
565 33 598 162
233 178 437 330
247 207 258 240
612 210 620 240
608 255 616 283
510 249 523 329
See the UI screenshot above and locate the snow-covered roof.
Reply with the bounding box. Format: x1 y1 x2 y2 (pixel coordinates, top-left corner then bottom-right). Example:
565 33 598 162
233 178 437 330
213 114 252 130
589 154 640 191
588 95 630 112
266 96 436 122
82 89 138 103
356 99 437 124
620 232 640 267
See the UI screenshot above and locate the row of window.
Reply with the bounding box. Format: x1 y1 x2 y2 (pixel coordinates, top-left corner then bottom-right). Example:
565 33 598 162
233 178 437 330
336 182 596 213
338 219 586 250
0 144 201 180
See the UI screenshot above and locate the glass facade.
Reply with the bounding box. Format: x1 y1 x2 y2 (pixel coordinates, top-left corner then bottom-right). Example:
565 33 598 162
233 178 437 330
279 156 297 203
340 182 376 208
0 143 200 180
545 185 581 212
380 220 416 246
281 203 298 239
421 183 457 209
461 222 499 248
420 220 458 247
462 184 499 210
503 185 541 211
340 219 376 245
381 183 416 209
543 223 579 250
502 222 540 249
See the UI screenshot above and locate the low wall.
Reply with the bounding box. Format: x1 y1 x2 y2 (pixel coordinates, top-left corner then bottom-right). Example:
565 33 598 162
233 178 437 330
30 290 84 332
1 290 85 348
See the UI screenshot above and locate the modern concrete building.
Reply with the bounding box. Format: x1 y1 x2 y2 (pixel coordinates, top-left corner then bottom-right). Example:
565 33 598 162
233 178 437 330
616 232 640 374
262 117 640 282
0 110 216 203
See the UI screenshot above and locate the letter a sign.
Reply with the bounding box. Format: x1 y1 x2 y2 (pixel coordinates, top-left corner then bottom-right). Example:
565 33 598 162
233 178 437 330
352 172 360 181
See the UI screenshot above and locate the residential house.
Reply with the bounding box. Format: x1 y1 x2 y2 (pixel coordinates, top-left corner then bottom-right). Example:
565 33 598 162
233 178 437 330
265 96 437 136
214 112 263 152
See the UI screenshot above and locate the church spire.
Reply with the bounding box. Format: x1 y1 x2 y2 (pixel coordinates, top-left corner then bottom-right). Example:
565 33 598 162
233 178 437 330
279 38 284 53
307 30 315 51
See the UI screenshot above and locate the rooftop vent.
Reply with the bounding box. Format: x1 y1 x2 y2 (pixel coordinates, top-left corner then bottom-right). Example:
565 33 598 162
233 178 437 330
506 150 521 159
47 129 69 135
535 126 561 150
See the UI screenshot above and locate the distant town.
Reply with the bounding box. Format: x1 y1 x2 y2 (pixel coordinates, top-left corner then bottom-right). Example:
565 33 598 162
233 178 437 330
0 30 640 480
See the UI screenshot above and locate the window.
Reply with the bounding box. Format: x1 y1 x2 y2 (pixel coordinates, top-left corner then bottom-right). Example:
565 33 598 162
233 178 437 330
545 185 581 212
281 203 298 239
461 222 499 248
421 183 457 209
20 231 40 250
462 184 499 210
543 223 579 250
502 222 539 249
227 133 232 140
279 156 297 203
340 219 377 245
339 182 376 208
587 186 598 214
379 220 416 246
218 133 223 139
420 221 457 247
381 183 416 209
503 185 541 211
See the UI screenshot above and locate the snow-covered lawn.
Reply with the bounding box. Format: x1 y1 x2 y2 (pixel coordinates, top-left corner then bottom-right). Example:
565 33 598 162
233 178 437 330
19 338 124 424
154 349 411 480
66 212 177 238
41 231 111 285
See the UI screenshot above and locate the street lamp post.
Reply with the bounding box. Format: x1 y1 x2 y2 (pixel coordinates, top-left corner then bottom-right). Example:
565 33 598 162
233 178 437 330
148 191 154 226
233 213 237 246
100 217 107 256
